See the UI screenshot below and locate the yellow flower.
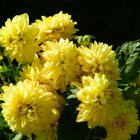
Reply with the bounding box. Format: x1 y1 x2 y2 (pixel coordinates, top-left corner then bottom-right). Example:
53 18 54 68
75 73 122 128
105 100 140 140
20 55 56 92
34 11 78 43
40 38 81 92
20 55 44 82
0 13 40 63
78 41 120 80
0 79 64 135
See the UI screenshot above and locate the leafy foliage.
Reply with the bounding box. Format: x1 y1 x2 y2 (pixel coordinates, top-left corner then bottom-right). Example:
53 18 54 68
116 39 140 105
0 57 24 140
116 39 140 81
0 107 14 140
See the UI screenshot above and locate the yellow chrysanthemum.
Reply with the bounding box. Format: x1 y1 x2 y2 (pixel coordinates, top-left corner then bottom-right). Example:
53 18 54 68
0 79 64 135
78 41 120 80
0 13 40 63
20 56 56 92
34 11 78 43
20 55 44 81
105 100 140 140
40 38 81 92
75 73 122 128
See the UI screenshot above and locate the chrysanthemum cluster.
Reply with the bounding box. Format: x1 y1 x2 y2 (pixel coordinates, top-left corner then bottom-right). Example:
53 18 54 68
74 41 140 139
0 12 139 140
75 74 122 127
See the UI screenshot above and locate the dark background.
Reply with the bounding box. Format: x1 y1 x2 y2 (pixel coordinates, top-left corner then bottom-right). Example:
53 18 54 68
0 0 140 48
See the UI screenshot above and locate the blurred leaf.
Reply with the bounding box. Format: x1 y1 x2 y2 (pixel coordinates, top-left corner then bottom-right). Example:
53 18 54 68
0 110 14 140
122 85 140 109
58 98 89 140
0 111 9 130
86 126 107 140
0 58 24 84
12 133 22 140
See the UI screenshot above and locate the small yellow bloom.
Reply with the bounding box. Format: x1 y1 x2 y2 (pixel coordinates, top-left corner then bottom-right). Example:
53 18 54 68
76 74 122 128
1 79 64 135
34 11 78 43
40 38 81 92
105 100 140 140
20 56 56 92
78 41 120 80
0 13 40 63
20 55 43 82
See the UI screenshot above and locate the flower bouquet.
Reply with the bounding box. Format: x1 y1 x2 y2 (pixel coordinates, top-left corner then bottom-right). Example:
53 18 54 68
0 12 139 140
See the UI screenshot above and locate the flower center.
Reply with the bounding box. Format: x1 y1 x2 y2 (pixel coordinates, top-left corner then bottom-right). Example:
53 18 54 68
8 33 26 45
18 103 36 115
115 115 127 129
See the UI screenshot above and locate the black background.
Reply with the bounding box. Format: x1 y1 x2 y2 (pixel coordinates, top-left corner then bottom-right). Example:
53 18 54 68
0 0 140 48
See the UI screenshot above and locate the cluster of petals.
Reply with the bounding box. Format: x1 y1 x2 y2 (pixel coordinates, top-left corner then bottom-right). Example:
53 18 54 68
0 79 64 136
0 13 40 63
40 38 81 92
78 41 120 80
75 73 122 127
34 11 78 43
105 100 140 140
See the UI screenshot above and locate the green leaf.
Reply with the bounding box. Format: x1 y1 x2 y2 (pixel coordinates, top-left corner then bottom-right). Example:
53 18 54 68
116 39 140 81
58 104 89 140
122 85 140 109
0 111 9 130
0 111 14 140
0 58 24 84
